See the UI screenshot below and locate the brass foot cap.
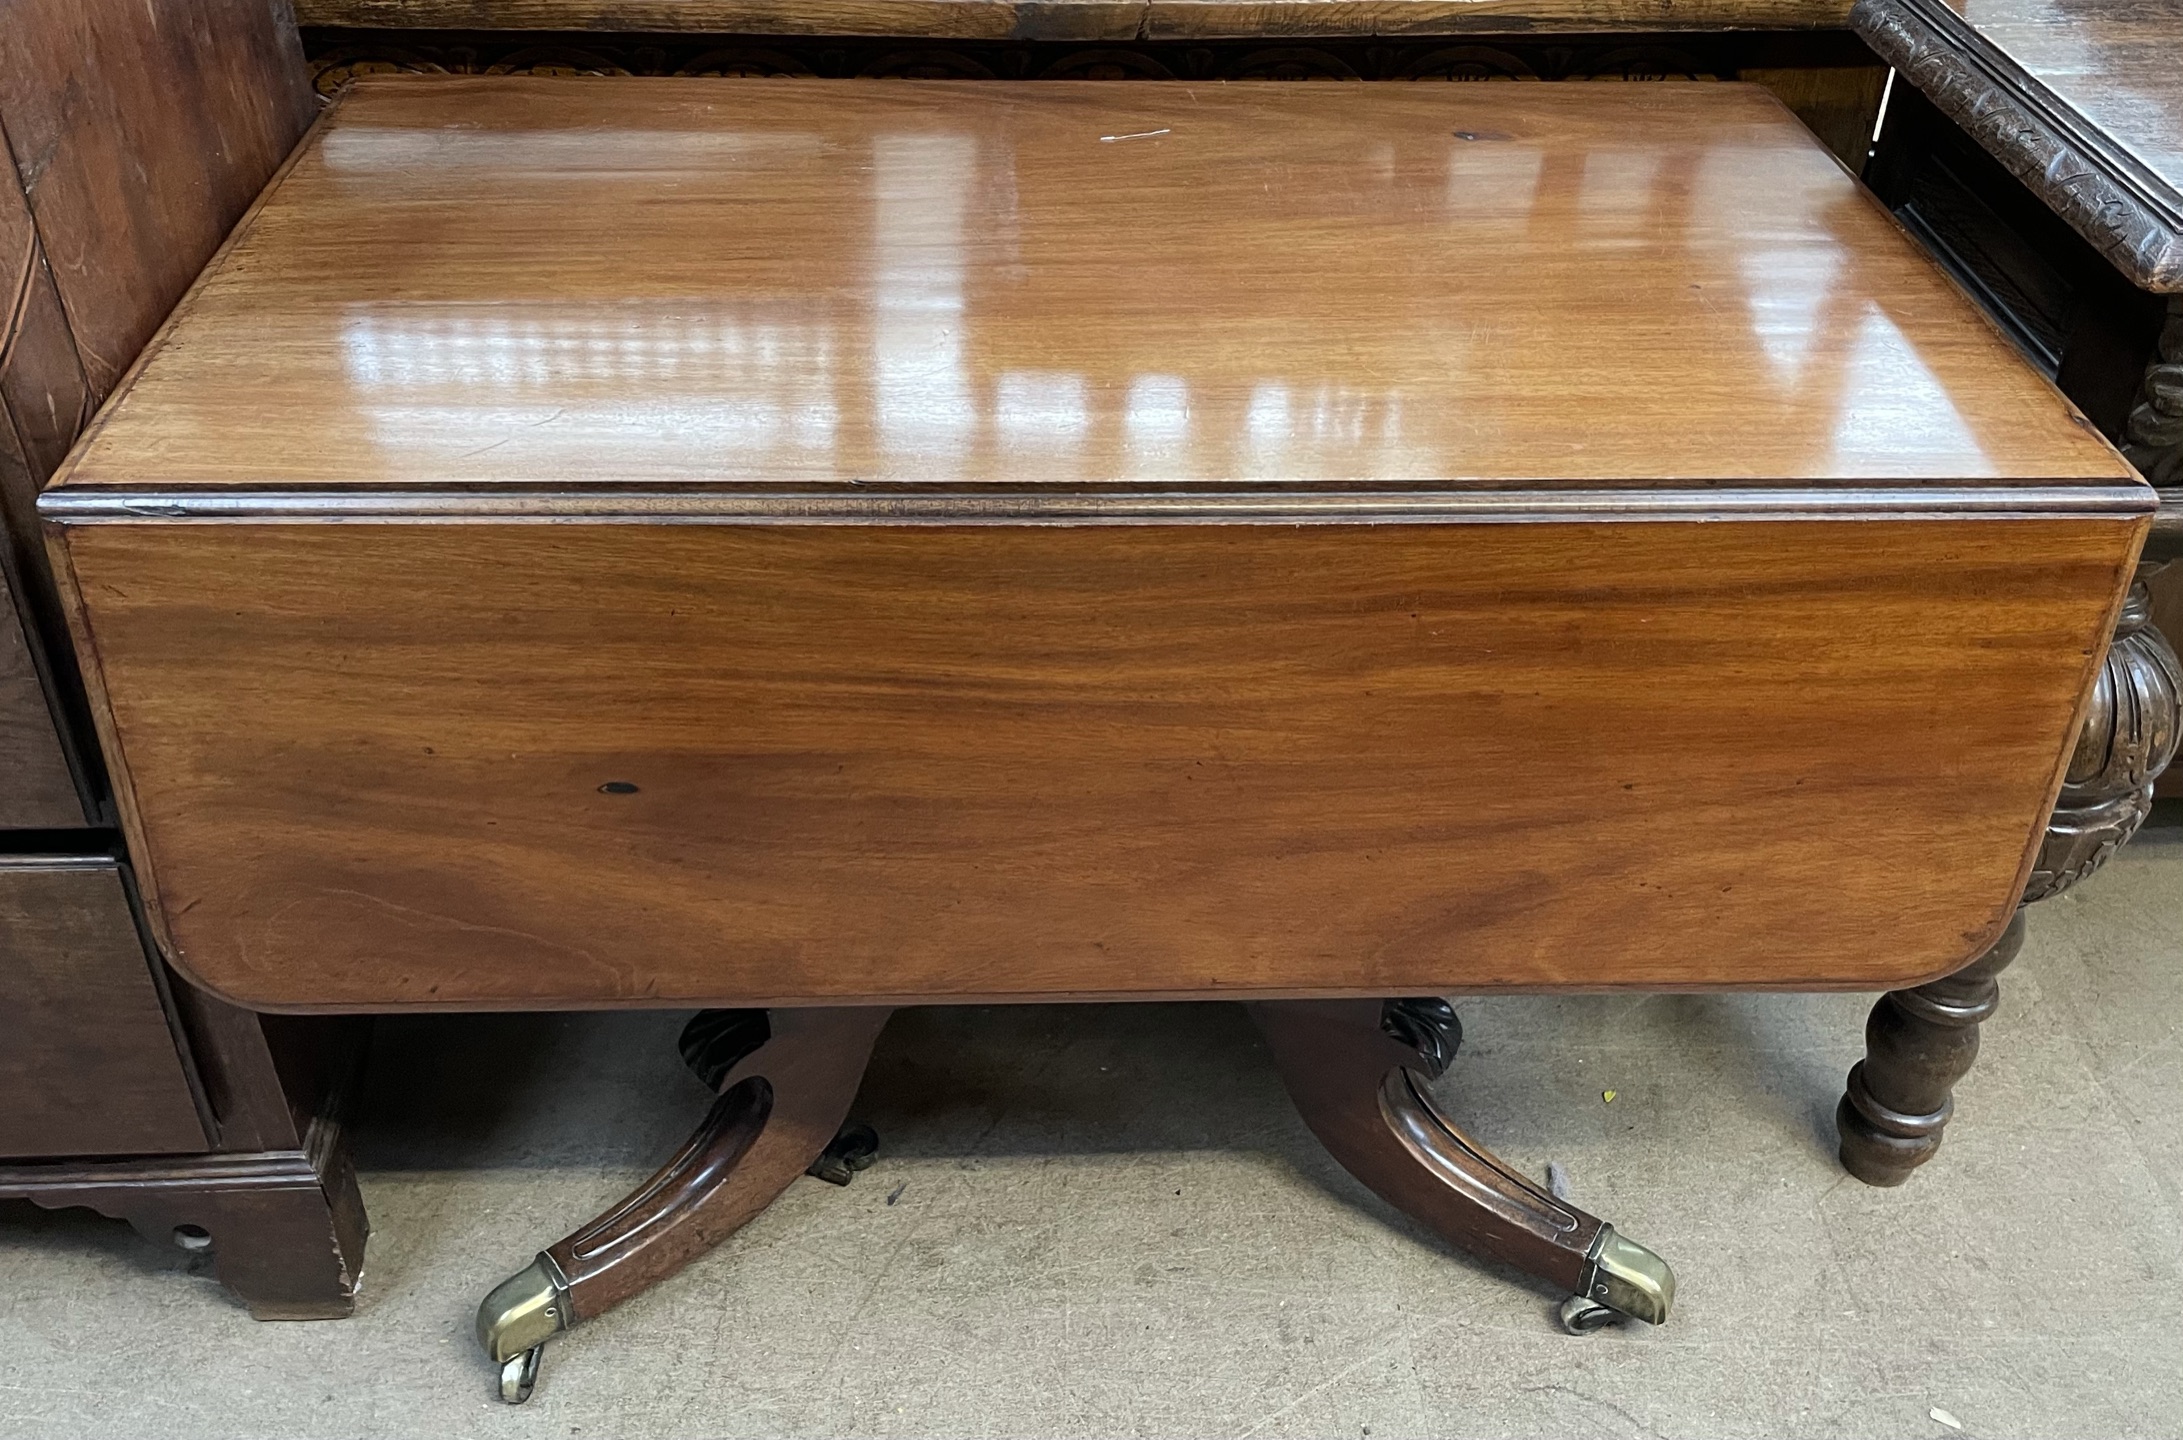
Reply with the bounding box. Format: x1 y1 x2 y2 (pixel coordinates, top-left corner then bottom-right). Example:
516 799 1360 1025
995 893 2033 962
477 1252 573 1364
1576 1225 1674 1326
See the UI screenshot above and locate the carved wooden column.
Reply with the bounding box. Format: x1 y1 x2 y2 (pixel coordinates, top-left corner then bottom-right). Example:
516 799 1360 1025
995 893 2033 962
1840 564 2180 1184
2121 299 2181 491
2023 566 2182 899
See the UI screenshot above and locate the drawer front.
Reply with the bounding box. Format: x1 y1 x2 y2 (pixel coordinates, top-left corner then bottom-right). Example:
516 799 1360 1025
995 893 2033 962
0 858 206 1157
0 578 84 828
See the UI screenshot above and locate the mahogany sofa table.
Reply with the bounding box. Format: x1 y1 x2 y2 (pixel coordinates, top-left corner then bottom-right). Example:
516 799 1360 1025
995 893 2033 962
40 75 2163 1399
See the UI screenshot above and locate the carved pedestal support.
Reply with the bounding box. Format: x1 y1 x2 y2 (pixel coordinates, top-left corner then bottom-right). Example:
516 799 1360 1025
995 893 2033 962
1249 998 1672 1332
1838 565 2180 1184
476 1006 890 1403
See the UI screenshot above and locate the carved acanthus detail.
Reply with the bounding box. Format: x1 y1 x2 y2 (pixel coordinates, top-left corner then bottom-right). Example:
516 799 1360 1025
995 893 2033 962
2022 568 2182 903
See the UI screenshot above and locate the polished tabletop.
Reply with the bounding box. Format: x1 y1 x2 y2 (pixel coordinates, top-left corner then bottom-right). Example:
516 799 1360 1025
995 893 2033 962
60 76 2131 497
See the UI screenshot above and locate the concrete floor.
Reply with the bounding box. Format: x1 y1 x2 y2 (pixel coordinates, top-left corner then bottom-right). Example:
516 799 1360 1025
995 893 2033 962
4 813 2179 1439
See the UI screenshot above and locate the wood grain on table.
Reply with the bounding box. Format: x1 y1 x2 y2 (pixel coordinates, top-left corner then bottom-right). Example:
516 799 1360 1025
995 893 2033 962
55 78 2130 492
54 518 2141 1006
45 78 2148 1008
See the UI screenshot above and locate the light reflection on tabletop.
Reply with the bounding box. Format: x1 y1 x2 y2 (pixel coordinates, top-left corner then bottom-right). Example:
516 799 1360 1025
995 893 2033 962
73 78 2132 491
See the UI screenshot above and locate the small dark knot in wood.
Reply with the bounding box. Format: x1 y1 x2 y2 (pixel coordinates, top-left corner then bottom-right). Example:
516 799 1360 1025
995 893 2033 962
1838 910 2023 1186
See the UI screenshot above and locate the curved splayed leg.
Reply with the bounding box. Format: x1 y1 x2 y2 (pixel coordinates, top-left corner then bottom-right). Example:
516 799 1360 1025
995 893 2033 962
476 1006 891 1401
1249 998 1672 1332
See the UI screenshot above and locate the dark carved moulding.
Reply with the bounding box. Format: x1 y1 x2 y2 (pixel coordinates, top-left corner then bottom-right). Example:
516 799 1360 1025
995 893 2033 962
1852 0 2183 295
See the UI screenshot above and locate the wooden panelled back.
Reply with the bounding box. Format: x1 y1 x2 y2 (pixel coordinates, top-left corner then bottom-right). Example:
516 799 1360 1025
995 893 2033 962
0 0 316 397
0 119 91 825
0 0 316 821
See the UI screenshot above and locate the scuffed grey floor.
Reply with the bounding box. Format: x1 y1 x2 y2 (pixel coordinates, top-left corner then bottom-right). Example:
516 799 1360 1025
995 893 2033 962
4 816 2179 1440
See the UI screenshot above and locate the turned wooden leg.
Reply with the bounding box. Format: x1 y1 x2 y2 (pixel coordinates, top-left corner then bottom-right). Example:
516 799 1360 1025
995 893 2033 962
1838 912 2021 1186
1248 998 1672 1332
476 1006 890 1401
1839 565 2178 1185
